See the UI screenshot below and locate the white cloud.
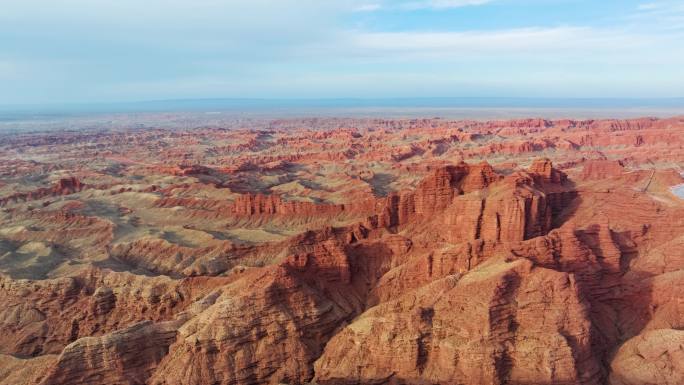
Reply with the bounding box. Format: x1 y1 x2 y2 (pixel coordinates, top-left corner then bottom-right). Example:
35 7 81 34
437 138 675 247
400 0 493 10
354 3 383 12
630 1 684 30
348 27 652 56
349 0 493 12
637 3 659 11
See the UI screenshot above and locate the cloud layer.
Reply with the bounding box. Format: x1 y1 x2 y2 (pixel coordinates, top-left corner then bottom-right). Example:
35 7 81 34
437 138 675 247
0 0 682 104
355 0 493 11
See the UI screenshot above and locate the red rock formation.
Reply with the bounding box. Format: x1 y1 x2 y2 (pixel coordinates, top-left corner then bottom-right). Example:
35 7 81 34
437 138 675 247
378 159 572 244
610 329 684 385
315 258 601 385
0 270 229 357
53 177 83 194
580 159 625 180
39 320 181 385
529 158 567 185
230 193 375 217
111 238 236 276
378 161 501 227
0 354 57 385
2 116 684 385
0 177 86 206
147 265 362 385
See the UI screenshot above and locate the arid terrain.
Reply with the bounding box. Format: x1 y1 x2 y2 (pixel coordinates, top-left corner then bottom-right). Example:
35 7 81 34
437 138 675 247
0 116 683 385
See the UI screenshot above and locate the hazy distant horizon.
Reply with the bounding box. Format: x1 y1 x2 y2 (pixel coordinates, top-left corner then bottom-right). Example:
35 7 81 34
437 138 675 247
1 97 683 134
1 97 683 122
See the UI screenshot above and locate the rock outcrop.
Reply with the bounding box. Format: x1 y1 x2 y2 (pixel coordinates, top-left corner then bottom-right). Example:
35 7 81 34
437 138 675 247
0 177 86 206
148 258 363 385
610 329 684 385
0 270 228 357
39 320 180 385
315 258 601 385
580 159 625 180
379 159 573 243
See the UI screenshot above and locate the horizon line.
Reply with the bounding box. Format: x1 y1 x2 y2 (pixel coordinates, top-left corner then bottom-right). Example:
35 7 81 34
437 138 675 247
3 95 684 108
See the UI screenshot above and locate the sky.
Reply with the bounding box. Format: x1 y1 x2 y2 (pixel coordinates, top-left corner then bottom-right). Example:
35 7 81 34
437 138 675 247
1 0 683 105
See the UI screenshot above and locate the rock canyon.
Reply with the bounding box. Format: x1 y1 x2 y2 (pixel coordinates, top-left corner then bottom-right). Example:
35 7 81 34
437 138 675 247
0 116 683 384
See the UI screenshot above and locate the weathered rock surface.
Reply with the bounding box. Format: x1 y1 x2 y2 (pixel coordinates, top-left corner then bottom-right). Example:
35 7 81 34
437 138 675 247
148 261 362 384
580 159 625 180
39 320 180 385
378 159 573 244
315 258 601 385
0 177 86 207
0 270 228 357
0 354 57 385
609 329 684 385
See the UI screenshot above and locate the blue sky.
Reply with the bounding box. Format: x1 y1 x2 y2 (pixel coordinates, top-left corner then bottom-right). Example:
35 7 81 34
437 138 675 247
1 0 683 104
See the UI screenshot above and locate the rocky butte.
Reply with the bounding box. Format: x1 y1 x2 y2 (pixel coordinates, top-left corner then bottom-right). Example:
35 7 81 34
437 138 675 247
0 116 683 384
